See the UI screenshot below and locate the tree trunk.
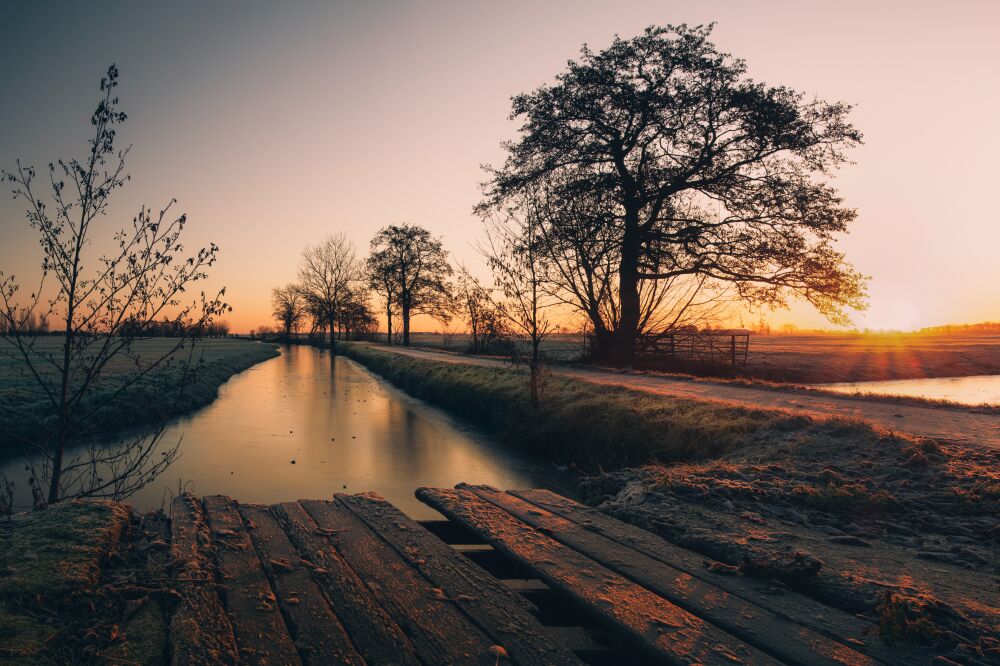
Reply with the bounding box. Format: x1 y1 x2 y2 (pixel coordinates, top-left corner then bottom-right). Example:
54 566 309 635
586 309 615 362
329 315 336 352
402 300 411 346
48 431 66 505
611 211 641 367
386 308 392 345
529 338 541 405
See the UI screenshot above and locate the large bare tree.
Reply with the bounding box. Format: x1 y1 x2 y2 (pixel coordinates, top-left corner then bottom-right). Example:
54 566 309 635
366 224 453 346
481 25 867 365
297 234 362 351
0 66 228 504
529 178 730 357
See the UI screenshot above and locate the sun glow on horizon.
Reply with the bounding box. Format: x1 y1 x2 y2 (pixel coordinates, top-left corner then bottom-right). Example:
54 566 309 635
855 295 927 333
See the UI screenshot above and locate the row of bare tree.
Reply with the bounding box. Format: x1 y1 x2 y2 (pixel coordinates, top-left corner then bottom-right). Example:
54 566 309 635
0 309 50 335
270 233 378 346
267 219 558 401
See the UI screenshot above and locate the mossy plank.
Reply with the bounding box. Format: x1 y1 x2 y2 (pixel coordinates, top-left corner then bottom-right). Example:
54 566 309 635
0 499 129 597
0 604 60 663
168 494 239 665
101 599 169 666
0 500 130 664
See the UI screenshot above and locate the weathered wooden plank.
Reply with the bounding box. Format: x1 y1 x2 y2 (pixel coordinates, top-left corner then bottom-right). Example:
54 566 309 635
337 492 584 666
416 487 778 666
300 499 498 665
238 504 363 666
270 501 421 666
168 493 239 666
513 488 920 664
465 484 872 666
202 496 301 665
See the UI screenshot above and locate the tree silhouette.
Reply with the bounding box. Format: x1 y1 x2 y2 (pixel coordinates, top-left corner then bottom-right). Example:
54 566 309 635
297 234 363 351
481 25 867 365
481 192 558 403
0 65 228 504
367 224 453 346
271 284 305 341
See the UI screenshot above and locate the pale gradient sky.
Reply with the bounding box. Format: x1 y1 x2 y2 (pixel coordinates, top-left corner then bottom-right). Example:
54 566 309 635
1 1 998 332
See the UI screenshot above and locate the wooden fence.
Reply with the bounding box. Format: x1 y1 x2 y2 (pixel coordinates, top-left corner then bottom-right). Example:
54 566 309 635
639 329 751 366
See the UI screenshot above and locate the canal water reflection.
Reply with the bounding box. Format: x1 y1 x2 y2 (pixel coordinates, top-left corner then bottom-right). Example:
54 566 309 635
1 345 568 517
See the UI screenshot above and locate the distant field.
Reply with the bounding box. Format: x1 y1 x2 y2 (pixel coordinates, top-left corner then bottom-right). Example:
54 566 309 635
739 333 1000 383
0 338 278 453
403 331 1000 383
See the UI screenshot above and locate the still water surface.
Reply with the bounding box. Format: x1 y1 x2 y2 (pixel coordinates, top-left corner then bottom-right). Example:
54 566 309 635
2 345 566 517
814 374 1000 405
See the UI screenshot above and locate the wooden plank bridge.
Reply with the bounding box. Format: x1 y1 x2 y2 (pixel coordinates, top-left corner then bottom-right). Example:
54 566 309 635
161 486 918 665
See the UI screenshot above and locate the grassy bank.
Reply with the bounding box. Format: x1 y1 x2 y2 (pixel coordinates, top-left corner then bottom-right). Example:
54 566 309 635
342 342 884 470
0 338 279 454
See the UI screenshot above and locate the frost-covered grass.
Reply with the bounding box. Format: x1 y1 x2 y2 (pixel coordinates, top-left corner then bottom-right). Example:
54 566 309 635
0 338 278 454
0 500 130 662
343 342 878 470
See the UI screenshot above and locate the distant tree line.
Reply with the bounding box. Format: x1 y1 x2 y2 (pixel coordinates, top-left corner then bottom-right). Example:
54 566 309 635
916 322 1000 335
0 309 51 335
119 318 231 338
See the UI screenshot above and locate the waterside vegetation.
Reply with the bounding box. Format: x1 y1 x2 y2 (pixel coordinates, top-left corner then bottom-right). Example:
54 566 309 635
342 342 873 469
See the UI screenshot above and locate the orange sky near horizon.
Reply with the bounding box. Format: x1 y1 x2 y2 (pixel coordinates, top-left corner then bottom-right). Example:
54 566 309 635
1 1 998 334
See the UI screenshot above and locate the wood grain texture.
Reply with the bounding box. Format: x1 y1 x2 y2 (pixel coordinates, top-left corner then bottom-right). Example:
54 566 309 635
238 504 363 665
338 492 584 666
270 500 420 666
168 494 239 666
203 495 301 665
464 484 872 666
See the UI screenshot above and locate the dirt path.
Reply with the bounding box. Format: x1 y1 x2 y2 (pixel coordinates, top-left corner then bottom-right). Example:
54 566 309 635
355 343 1000 449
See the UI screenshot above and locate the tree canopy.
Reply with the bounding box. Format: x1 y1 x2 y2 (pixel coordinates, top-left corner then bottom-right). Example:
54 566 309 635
481 24 867 364
366 224 452 346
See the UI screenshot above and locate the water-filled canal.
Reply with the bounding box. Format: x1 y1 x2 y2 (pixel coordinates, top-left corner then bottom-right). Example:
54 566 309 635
1 344 568 517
